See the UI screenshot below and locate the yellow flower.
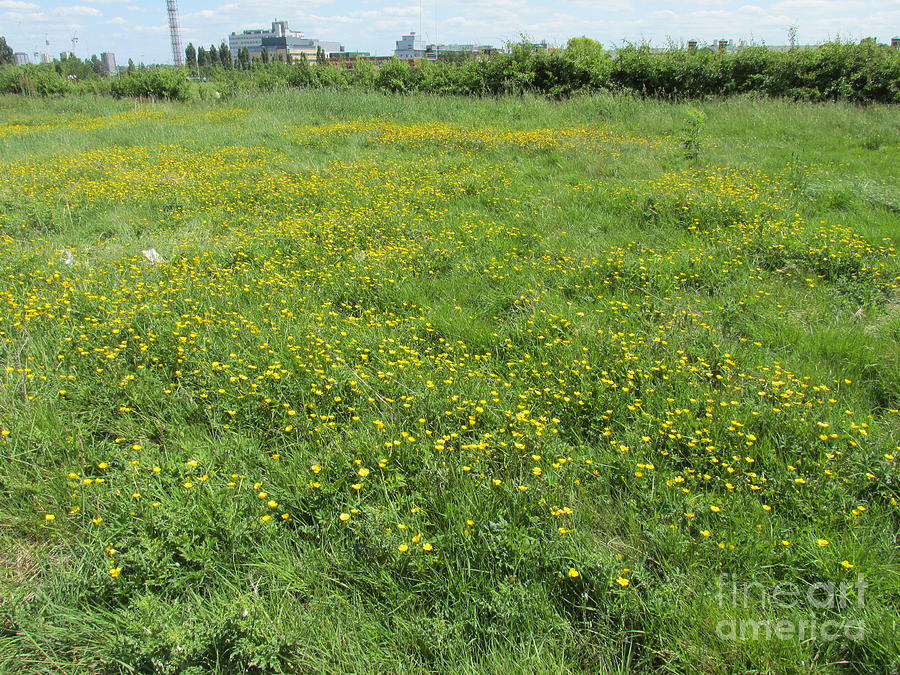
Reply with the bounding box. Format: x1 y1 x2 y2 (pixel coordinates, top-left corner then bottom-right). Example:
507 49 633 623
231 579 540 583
339 513 351 521
817 539 829 547
840 560 854 569
261 515 272 522
568 568 580 578
109 567 122 578
44 514 55 521
422 543 433 551
397 543 409 552
616 577 630 587
700 530 711 537
358 468 370 477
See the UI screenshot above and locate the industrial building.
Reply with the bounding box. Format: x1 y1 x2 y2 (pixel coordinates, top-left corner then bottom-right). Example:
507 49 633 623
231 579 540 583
228 20 344 61
394 32 426 59
101 52 117 75
394 32 498 60
14 52 29 65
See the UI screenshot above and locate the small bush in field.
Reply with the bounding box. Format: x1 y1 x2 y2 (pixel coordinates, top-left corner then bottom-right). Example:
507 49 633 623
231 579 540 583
109 68 190 101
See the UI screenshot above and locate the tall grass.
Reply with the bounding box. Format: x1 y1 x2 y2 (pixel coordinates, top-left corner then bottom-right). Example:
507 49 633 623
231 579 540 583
0 89 897 673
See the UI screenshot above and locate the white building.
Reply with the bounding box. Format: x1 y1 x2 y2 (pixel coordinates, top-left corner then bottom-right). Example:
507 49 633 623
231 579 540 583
14 52 29 65
229 20 301 54
229 20 343 60
395 32 426 59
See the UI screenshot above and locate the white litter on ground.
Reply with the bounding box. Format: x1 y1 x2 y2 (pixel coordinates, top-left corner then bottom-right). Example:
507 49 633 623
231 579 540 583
142 248 165 264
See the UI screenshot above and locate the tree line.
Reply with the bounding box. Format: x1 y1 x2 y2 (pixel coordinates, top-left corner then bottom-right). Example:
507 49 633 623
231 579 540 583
1 36 897 103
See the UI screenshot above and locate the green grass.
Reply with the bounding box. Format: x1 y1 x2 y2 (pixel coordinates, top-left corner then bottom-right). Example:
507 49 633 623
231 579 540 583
0 89 898 674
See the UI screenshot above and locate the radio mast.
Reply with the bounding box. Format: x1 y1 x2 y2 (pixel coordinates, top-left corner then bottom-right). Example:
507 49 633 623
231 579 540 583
166 0 184 66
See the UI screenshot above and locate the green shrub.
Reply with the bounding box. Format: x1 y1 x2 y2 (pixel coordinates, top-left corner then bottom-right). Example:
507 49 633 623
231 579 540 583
109 68 190 101
375 59 414 93
0 65 73 96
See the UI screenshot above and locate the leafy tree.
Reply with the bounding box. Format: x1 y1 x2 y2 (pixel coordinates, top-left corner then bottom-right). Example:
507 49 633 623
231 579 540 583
376 58 413 92
197 46 207 68
127 58 135 74
53 54 96 81
260 48 269 64
286 55 313 87
316 46 326 65
207 44 219 67
185 43 196 69
237 47 250 70
89 54 104 76
0 36 13 66
218 42 231 69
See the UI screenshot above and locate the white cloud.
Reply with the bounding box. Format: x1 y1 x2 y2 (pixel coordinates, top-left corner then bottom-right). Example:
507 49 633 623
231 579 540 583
0 0 38 8
55 5 102 16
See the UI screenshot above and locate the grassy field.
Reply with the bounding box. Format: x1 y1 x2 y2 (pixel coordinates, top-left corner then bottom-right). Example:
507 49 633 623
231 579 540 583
0 90 897 674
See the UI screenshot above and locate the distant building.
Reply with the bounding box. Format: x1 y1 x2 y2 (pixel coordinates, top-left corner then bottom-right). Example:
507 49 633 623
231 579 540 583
517 41 549 53
228 20 344 61
14 52 29 65
40 53 51 64
330 51 371 60
394 32 498 60
395 32 426 59
330 54 402 68
424 42 498 60
101 52 117 75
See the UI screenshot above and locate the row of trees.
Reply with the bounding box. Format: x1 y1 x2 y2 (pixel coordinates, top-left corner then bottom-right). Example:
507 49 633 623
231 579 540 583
185 42 233 71
205 38 899 103
183 43 330 72
2 36 898 103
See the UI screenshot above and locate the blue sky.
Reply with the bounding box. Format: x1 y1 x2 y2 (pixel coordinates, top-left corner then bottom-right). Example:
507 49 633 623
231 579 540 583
2 0 898 64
